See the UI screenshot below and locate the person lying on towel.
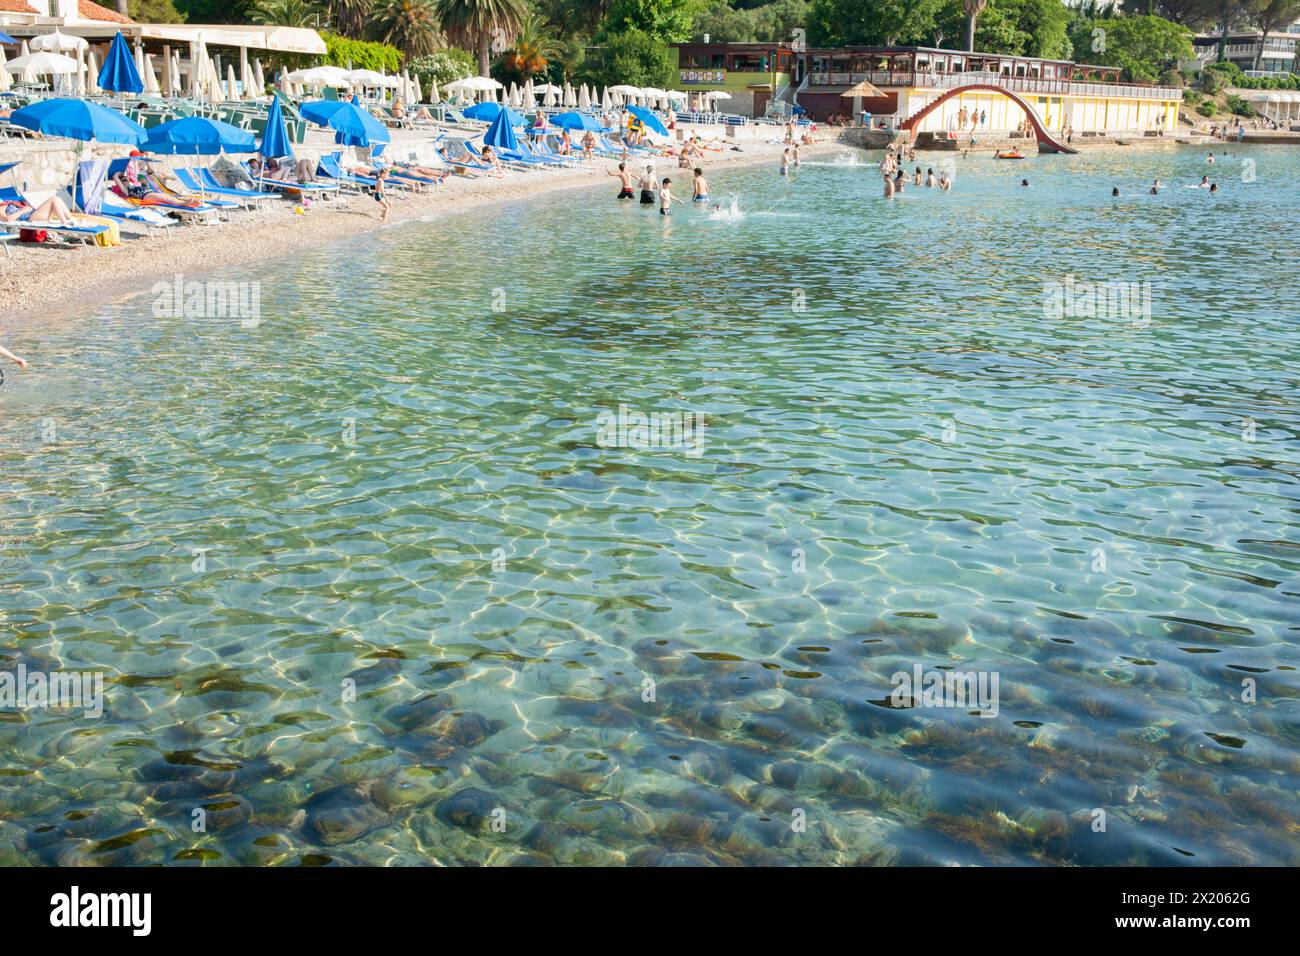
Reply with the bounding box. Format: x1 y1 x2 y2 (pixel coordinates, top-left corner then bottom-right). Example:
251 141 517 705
110 152 201 208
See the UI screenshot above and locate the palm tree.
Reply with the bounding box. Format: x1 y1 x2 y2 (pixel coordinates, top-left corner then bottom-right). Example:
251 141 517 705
505 11 559 78
249 0 325 27
328 0 374 38
437 0 528 77
375 0 445 58
962 0 987 52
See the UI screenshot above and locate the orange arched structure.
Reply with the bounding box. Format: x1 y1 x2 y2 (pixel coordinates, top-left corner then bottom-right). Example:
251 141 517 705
900 83 1078 154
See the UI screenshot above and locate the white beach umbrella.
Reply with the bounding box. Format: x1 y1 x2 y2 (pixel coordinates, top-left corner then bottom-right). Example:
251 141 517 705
253 58 265 94
241 57 255 98
5 51 83 78
640 87 667 100
226 63 241 102
0 47 10 93
446 75 501 92
347 68 388 88
206 55 223 103
31 30 88 53
562 81 573 106
134 44 146 85
578 84 590 111
189 36 206 96
544 85 557 107
600 86 610 110
142 53 160 95
427 77 440 105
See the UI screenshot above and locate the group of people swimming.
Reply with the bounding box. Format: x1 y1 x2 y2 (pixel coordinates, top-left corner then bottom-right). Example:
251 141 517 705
881 144 950 197
608 162 714 215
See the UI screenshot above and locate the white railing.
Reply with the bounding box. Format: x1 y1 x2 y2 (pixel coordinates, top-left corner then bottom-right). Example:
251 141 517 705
810 70 1180 100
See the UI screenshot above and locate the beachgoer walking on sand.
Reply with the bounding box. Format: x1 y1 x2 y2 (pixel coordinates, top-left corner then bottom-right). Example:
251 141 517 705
609 163 634 199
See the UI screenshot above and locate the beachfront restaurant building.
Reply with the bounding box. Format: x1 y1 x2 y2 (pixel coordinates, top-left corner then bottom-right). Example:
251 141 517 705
672 42 1182 135
0 0 326 96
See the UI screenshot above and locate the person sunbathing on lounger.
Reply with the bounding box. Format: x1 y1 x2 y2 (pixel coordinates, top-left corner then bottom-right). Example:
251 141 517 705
479 145 504 176
110 153 201 207
0 193 79 227
248 156 317 184
391 98 433 122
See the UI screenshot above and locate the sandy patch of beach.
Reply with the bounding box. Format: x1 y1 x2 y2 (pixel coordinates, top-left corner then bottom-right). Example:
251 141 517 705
0 138 834 330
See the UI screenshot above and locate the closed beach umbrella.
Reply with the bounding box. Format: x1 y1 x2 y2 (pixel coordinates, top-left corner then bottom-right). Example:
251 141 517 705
481 106 519 151
86 51 99 94
544 85 557 107
9 97 146 144
260 93 292 160
578 84 590 111
98 32 142 94
31 30 88 54
253 58 265 94
427 78 440 105
226 63 240 102
144 115 256 154
0 47 10 93
207 55 224 103
411 72 422 103
142 53 160 94
300 99 390 148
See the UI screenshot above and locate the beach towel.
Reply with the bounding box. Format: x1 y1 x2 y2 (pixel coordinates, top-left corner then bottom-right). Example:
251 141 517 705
78 159 109 215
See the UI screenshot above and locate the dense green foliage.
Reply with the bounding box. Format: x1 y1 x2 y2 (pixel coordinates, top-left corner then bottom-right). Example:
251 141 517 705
170 0 1300 89
322 31 404 71
1067 14 1193 82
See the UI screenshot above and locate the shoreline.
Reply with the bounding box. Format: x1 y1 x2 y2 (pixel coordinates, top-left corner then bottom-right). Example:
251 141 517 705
0 140 834 331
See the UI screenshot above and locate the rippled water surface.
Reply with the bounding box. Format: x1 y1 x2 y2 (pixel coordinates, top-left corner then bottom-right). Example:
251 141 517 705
2 144 1299 866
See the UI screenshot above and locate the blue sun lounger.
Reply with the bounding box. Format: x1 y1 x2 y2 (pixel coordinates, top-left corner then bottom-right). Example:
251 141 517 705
173 168 272 210
68 180 179 239
238 162 341 200
0 186 110 249
317 154 410 195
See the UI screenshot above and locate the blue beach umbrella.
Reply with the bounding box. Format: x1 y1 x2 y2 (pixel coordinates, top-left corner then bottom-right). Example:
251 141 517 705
625 104 668 137
550 111 604 132
8 98 146 145
98 31 144 95
299 99 390 148
482 107 518 152
463 101 523 125
259 92 291 160
0 32 16 45
144 116 256 155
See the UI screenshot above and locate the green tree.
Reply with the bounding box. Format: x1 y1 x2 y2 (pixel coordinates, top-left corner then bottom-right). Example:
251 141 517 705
174 0 253 20
579 26 674 86
128 0 186 20
963 0 987 51
807 0 943 46
325 0 374 37
322 31 404 69
1249 0 1300 71
248 0 325 26
436 0 529 75
693 1 760 42
375 0 445 58
604 0 705 43
1068 14 1193 82
935 0 1070 57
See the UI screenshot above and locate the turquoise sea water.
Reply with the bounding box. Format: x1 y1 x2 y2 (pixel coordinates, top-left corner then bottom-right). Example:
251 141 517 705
2 144 1298 866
